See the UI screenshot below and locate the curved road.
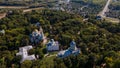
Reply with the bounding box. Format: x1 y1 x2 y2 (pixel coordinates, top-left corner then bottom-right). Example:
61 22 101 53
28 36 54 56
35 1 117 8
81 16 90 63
0 6 44 19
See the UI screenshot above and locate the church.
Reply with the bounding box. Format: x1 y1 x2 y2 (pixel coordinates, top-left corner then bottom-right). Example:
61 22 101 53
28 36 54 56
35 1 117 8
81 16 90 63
30 26 45 45
57 40 81 58
46 39 59 51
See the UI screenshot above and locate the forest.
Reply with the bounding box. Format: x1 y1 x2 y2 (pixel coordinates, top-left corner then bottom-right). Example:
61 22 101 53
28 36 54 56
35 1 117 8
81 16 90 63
0 9 120 68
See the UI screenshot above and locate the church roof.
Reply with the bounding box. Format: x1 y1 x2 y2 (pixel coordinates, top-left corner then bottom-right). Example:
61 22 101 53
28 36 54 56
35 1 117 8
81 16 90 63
70 41 76 46
47 39 59 47
58 40 80 58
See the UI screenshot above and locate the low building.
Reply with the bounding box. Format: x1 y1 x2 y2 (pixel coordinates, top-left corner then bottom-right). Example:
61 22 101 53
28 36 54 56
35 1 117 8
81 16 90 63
96 16 102 20
46 39 59 51
57 40 80 58
0 29 5 34
35 22 40 27
59 0 70 5
16 45 36 63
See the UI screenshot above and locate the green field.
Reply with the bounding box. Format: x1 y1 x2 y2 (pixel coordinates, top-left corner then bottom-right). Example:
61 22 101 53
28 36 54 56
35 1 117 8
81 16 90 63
40 56 56 68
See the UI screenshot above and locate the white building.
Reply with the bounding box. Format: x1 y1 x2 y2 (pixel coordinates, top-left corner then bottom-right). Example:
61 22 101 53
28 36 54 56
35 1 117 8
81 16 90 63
52 6 65 11
16 45 36 63
59 0 70 4
57 40 80 58
52 0 71 11
0 29 5 34
46 39 59 51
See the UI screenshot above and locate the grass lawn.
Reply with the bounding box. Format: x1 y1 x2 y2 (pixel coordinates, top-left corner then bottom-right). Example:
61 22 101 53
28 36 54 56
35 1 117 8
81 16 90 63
40 55 56 68
79 0 107 5
105 17 120 24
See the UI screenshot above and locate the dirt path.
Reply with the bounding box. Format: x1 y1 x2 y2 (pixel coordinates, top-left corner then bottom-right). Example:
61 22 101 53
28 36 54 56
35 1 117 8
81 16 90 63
44 53 57 57
0 13 6 19
0 6 44 19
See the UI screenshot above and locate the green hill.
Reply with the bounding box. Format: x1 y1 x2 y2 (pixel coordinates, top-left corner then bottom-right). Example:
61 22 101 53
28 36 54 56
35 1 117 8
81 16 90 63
0 9 120 68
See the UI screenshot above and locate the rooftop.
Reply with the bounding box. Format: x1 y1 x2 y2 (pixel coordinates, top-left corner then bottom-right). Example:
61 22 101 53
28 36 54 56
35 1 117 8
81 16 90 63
16 45 36 63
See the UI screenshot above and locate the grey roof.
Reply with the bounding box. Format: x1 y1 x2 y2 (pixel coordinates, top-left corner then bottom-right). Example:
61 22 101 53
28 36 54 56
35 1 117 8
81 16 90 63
58 41 81 58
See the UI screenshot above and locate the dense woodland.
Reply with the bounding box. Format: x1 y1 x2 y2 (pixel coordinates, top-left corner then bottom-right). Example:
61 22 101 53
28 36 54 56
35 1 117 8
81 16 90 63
0 9 120 68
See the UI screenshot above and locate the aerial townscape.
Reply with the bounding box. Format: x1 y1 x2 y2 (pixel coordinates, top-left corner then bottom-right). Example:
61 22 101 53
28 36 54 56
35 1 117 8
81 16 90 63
0 0 120 68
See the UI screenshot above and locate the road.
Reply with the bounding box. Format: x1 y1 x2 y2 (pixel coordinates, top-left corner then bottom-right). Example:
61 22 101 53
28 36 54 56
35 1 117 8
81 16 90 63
98 0 111 17
0 6 28 9
80 5 88 10
98 0 119 23
23 7 44 13
0 6 44 19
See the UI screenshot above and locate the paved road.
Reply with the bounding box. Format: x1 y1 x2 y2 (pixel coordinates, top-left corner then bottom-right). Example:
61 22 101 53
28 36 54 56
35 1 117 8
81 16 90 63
98 0 120 23
0 6 28 9
98 0 111 17
23 7 44 13
0 6 44 19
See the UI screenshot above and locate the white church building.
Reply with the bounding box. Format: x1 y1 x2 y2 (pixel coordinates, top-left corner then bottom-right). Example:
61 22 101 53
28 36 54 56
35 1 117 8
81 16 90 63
0 29 5 34
57 40 80 58
46 39 59 51
16 45 36 63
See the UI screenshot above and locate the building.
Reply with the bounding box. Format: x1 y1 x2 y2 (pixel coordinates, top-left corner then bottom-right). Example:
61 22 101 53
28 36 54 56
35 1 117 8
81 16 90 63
0 29 5 34
16 45 36 63
52 6 65 11
59 0 70 5
52 0 71 11
35 22 40 27
96 16 102 20
46 39 59 51
30 26 45 44
57 40 80 58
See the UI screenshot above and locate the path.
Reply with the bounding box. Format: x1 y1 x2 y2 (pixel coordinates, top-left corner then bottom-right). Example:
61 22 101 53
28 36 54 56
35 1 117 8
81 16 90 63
0 6 44 19
80 5 88 11
0 6 28 9
0 13 6 19
98 0 120 23
44 53 57 57
23 7 44 13
98 0 111 17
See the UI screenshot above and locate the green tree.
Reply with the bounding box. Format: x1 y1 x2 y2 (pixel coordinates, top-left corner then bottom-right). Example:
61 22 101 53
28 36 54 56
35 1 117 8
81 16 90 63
113 60 120 68
21 60 32 68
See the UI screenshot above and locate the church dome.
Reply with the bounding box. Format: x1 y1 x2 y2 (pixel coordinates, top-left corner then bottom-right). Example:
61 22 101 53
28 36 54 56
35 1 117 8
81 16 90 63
70 41 76 47
34 29 38 33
